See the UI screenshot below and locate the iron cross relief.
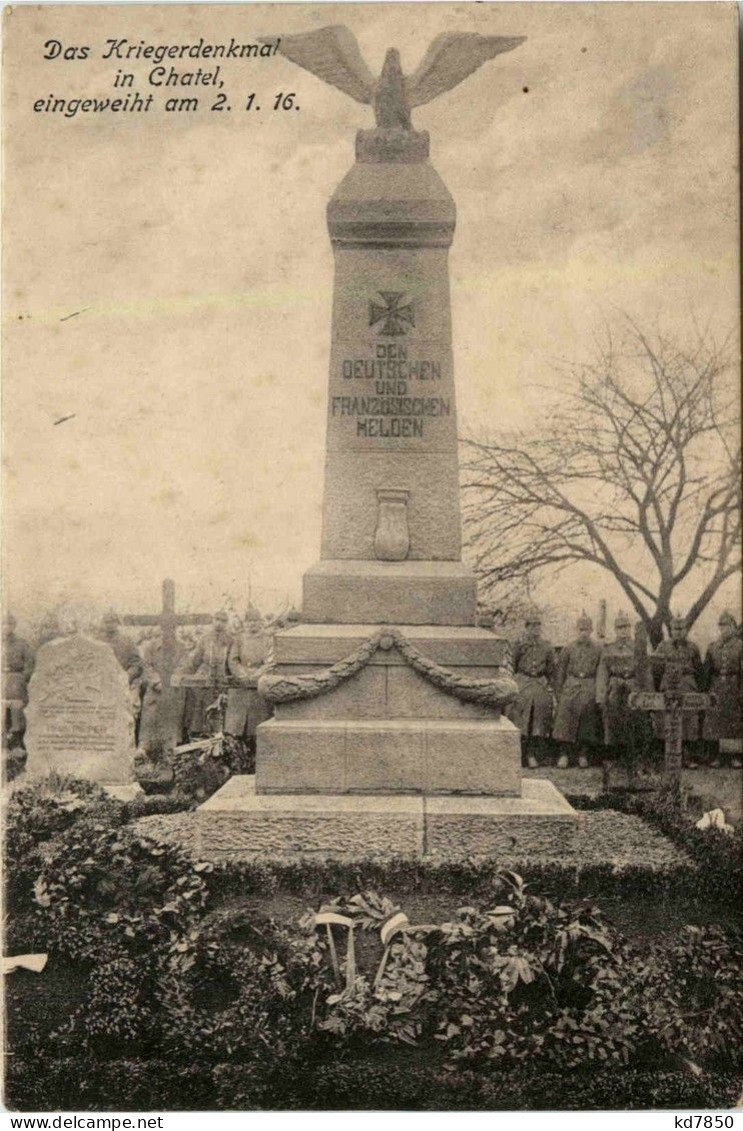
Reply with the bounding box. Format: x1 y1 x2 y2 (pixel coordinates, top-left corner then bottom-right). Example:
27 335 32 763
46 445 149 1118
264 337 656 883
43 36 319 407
369 292 415 336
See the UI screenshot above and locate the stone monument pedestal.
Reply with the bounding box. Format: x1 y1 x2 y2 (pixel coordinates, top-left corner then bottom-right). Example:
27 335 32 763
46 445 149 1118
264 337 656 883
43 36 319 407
197 616 579 858
256 623 521 795
201 110 578 855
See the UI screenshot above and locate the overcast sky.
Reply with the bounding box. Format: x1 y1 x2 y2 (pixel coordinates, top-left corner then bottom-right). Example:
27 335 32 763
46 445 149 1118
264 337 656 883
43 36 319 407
3 2 739 638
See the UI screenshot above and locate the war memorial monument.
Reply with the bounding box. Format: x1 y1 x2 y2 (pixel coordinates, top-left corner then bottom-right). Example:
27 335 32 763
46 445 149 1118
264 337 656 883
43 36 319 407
197 26 578 856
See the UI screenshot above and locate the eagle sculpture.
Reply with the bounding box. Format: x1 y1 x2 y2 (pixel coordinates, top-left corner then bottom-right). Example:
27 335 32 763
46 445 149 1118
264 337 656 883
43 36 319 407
263 26 526 129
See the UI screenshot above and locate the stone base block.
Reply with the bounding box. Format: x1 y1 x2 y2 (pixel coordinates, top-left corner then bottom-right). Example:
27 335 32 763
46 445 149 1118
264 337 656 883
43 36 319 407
194 776 578 859
426 780 579 857
197 777 423 857
303 560 477 625
256 717 521 795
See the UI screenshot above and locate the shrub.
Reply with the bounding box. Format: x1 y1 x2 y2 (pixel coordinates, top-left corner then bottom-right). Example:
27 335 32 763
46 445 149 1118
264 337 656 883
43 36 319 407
638 924 743 1071
571 787 742 904
5 1056 740 1112
8 834 742 1112
122 791 196 819
33 818 210 963
61 955 162 1056
155 906 317 1068
422 873 639 1068
4 776 125 914
4 1057 217 1111
171 740 231 802
275 1062 743 1111
204 853 698 908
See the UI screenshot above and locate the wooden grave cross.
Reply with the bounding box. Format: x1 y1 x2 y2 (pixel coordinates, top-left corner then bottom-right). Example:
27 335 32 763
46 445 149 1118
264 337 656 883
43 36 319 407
123 578 212 748
629 663 710 785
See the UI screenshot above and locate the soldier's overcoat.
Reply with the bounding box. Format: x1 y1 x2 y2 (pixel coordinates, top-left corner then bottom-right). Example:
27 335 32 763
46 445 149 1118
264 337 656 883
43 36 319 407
225 630 272 738
703 635 742 741
507 638 556 738
180 631 234 736
595 639 652 747
138 637 187 750
2 634 34 732
553 638 603 744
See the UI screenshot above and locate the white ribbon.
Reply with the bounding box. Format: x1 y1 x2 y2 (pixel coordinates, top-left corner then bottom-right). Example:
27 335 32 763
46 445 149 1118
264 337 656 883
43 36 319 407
3 954 48 974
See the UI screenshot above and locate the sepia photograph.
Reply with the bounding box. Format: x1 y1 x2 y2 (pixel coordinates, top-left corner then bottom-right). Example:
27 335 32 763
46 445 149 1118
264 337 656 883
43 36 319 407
1 0 741 1114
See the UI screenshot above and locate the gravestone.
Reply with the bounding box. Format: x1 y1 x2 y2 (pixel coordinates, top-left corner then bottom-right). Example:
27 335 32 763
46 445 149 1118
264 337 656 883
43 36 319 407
25 635 135 784
194 27 579 855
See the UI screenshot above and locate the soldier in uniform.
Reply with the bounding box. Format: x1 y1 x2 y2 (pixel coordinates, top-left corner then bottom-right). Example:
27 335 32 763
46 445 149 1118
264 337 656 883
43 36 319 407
98 611 144 684
507 611 556 769
225 606 272 746
650 615 704 767
2 614 35 751
179 609 236 737
553 612 603 768
596 613 652 776
702 611 742 768
138 629 188 753
97 611 145 740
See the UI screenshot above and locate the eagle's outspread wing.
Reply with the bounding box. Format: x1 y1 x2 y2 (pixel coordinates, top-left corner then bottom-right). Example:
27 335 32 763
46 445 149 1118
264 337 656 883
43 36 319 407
407 33 526 108
264 25 375 105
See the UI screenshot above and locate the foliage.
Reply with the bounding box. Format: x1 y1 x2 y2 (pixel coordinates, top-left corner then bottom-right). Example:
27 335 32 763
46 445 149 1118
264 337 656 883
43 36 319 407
221 734 255 776
461 320 740 643
170 738 231 802
6 778 742 1113
4 775 198 920
275 1062 743 1111
5 1055 741 1112
122 791 196 818
4 776 125 914
302 891 436 1048
203 850 699 907
33 817 210 963
154 906 314 1068
5 775 120 859
4 1057 217 1112
638 925 743 1071
60 955 161 1056
135 735 252 801
284 881 742 1075
423 872 638 1068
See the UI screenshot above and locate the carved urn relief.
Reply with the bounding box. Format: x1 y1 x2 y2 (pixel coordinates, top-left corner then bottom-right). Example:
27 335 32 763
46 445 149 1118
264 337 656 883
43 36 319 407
374 488 410 561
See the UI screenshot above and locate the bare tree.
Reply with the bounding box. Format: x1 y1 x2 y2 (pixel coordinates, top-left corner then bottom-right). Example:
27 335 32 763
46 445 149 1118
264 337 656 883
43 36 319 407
461 321 741 645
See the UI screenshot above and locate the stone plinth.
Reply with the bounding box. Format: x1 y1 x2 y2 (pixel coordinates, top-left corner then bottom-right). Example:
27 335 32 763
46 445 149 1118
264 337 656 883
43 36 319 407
258 717 520 795
303 560 476 625
194 776 579 859
256 623 520 795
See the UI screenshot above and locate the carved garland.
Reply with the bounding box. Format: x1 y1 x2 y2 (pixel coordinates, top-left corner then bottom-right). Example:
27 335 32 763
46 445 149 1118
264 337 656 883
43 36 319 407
257 628 518 712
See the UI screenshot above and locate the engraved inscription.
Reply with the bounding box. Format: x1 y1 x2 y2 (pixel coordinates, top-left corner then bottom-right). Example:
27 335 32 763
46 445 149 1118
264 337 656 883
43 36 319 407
337 343 447 438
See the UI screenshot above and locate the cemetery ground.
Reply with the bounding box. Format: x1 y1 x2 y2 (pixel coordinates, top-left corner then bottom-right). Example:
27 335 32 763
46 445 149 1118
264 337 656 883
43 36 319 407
3 762 742 1113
